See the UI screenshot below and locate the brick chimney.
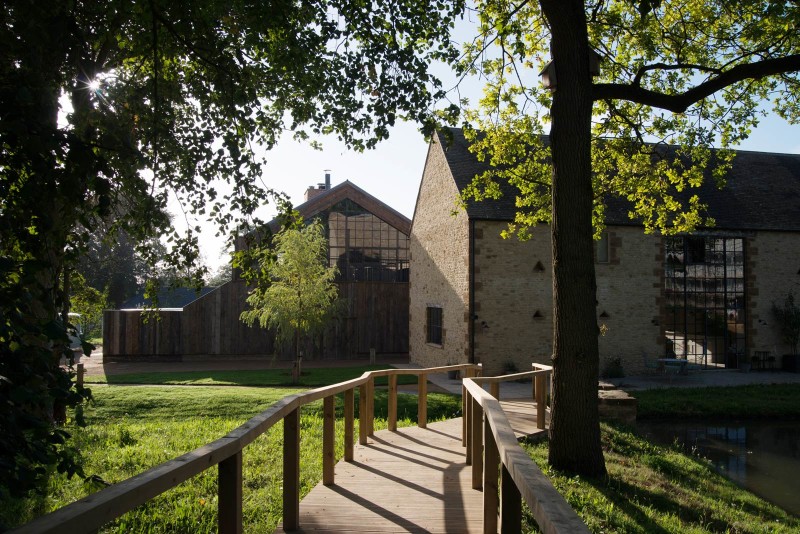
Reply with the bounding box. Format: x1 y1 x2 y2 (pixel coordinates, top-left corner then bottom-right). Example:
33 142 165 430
304 171 332 202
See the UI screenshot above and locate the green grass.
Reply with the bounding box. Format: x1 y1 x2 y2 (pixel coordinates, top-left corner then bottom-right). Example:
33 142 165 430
1 384 461 532
8 383 800 532
84 365 418 387
521 423 800 533
634 384 800 419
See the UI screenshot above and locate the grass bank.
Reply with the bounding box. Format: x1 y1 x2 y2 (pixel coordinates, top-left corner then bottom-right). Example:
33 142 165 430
634 383 800 419
84 364 418 387
516 384 800 531
2 385 460 532
522 423 799 532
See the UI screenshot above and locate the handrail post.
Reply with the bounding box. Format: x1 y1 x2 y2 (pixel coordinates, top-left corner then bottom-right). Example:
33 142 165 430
218 451 242 534
388 374 398 431
535 373 547 430
470 396 483 490
462 366 473 446
358 384 368 445
344 388 354 461
483 416 499 534
283 408 300 531
465 389 472 464
500 464 521 534
417 373 427 428
367 376 375 437
490 381 500 400
323 396 335 486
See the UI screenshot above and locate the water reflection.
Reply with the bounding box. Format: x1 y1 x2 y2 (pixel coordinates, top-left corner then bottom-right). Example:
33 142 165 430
637 420 800 517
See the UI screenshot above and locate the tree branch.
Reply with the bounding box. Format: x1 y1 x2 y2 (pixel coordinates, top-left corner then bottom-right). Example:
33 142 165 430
632 62 722 86
594 54 800 112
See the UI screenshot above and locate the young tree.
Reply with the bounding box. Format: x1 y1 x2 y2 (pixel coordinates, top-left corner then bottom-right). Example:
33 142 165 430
241 221 339 382
69 272 109 342
1 0 462 495
459 0 800 476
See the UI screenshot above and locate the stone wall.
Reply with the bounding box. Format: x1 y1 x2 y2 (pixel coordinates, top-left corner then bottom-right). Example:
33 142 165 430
748 231 800 358
409 140 471 368
472 224 663 375
595 227 663 375
472 222 552 375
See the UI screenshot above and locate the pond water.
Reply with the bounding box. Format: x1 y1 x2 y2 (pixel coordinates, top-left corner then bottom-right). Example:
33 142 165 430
637 420 800 517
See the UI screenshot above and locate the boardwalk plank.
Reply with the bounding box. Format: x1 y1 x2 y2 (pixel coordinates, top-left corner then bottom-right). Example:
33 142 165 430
275 400 544 533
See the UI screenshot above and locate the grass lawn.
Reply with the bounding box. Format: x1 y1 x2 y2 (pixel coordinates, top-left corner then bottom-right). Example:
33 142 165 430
1 384 460 532
6 382 799 532
634 384 800 419
522 423 800 533
84 365 419 387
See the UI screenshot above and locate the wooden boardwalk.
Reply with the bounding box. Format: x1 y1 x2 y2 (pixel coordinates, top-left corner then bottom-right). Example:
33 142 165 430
275 400 544 533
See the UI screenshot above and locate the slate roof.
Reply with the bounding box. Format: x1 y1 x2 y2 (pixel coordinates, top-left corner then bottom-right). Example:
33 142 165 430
121 286 215 309
437 128 800 232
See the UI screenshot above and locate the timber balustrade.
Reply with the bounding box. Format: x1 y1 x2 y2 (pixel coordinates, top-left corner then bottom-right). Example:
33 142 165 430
463 363 589 534
14 362 587 534
11 363 476 534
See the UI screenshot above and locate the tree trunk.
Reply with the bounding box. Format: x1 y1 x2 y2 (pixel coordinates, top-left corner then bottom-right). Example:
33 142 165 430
540 0 607 477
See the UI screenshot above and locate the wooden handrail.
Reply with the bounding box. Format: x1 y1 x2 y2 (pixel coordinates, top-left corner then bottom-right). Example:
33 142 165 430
11 363 479 534
463 366 589 534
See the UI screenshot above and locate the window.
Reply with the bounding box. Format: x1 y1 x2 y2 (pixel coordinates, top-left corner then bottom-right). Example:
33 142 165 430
596 231 610 263
663 236 746 369
426 306 443 345
318 200 410 282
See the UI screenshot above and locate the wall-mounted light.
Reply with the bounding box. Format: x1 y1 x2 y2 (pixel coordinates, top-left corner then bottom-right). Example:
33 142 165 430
481 321 489 330
651 318 660 326
534 261 545 273
599 311 610 319
533 310 544 319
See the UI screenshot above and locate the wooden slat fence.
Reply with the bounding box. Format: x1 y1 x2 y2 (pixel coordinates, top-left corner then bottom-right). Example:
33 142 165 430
13 363 587 534
103 280 408 360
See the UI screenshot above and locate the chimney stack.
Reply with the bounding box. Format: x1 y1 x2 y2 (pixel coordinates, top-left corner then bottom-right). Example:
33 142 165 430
304 171 333 202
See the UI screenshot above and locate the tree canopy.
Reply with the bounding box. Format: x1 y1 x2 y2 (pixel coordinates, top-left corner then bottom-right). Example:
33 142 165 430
462 0 799 238
457 0 800 476
1 0 462 496
240 220 339 379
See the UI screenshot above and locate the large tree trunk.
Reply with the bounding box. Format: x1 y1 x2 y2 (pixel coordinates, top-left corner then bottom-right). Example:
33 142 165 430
540 0 607 477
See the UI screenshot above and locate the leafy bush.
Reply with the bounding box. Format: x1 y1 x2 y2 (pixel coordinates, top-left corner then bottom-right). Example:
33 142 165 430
601 357 625 379
772 292 800 355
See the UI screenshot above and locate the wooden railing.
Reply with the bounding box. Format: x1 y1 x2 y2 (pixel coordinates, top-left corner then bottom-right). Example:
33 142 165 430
463 364 590 534
11 363 479 534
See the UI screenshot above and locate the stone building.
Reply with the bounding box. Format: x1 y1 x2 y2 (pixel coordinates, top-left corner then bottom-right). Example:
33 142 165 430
409 128 800 375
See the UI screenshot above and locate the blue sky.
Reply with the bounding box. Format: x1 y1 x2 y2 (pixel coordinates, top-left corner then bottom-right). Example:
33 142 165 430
196 109 800 272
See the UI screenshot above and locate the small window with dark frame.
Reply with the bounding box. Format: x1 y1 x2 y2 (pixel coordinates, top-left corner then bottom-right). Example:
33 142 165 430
596 231 610 264
426 306 443 345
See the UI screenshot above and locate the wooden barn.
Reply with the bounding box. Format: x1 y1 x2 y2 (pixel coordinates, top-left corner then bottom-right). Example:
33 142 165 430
103 179 410 361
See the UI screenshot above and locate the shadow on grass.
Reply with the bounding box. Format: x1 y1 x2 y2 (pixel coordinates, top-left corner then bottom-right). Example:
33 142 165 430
92 366 419 388
306 390 462 424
